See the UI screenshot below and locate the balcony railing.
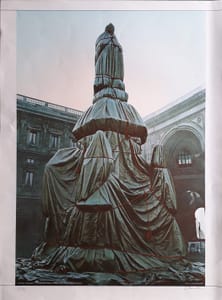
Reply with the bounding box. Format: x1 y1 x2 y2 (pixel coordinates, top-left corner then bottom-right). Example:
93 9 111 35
17 94 83 117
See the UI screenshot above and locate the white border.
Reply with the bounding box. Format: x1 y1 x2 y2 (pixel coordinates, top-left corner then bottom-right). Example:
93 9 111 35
1 1 222 299
1 1 213 11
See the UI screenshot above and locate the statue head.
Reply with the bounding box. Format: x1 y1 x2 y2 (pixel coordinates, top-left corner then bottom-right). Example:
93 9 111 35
105 23 115 35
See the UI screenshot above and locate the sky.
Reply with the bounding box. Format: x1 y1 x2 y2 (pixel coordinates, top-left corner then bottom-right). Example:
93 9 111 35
17 10 206 117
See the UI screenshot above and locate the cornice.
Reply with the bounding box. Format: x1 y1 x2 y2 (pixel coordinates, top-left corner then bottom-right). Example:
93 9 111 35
144 89 205 128
17 94 83 124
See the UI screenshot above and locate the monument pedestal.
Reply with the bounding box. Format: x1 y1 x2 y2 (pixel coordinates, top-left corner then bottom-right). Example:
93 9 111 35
16 258 204 286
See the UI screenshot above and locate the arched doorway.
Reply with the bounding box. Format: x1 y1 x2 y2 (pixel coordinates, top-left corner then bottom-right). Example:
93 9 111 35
162 129 205 242
195 207 205 239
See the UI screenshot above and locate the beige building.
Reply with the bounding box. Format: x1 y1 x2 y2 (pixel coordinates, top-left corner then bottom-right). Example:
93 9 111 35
16 94 83 257
143 87 205 242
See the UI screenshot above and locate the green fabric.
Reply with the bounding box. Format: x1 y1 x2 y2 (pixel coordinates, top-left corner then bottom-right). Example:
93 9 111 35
72 98 148 144
17 257 204 285
31 25 201 280
34 130 187 273
94 24 124 94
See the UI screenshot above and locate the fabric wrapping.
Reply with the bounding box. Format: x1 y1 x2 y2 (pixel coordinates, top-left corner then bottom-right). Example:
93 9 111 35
94 29 124 93
31 25 198 278
72 98 148 144
34 130 187 273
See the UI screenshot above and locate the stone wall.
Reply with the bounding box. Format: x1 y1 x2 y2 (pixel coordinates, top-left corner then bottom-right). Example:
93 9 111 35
16 95 82 257
143 88 205 241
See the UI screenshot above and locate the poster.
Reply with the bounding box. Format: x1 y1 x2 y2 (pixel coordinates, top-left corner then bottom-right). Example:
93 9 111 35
1 0 222 299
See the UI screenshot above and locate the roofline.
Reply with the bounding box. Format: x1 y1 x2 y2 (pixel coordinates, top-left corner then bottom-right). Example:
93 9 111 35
143 86 205 127
17 94 84 124
143 86 205 123
17 94 83 116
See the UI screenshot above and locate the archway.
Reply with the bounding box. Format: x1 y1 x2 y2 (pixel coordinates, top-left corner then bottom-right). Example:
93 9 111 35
195 207 205 239
162 129 205 242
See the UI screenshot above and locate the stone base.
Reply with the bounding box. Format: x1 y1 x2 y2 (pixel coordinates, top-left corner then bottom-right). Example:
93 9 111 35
16 258 205 286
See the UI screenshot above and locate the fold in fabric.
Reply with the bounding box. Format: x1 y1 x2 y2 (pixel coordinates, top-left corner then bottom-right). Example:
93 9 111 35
34 131 187 273
72 98 148 144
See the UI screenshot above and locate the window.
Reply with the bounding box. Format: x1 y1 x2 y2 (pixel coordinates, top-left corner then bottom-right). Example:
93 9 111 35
26 158 34 164
177 151 192 167
195 207 205 240
28 130 37 145
25 171 34 186
51 134 60 148
70 138 82 149
70 138 77 147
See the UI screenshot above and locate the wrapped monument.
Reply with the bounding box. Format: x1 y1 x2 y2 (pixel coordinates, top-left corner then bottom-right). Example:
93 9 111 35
19 24 204 285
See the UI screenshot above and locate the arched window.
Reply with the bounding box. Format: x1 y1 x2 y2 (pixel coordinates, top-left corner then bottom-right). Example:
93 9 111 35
177 151 192 167
195 207 205 240
50 133 60 149
28 130 37 145
24 171 34 186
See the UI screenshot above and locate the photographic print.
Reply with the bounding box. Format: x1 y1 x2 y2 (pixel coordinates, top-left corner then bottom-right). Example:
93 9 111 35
15 9 205 286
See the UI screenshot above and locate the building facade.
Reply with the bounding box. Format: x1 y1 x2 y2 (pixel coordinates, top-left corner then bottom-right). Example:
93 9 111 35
16 94 83 257
143 88 205 242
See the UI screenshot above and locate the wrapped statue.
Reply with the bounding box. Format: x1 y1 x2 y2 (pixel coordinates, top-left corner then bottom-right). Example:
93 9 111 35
94 23 124 94
30 25 204 282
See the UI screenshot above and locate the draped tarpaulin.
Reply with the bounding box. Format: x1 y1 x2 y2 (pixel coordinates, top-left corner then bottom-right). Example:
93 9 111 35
18 24 205 285
31 131 191 275
72 98 148 144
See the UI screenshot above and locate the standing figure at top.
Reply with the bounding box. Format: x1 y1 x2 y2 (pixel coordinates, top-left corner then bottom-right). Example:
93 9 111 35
94 23 125 94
